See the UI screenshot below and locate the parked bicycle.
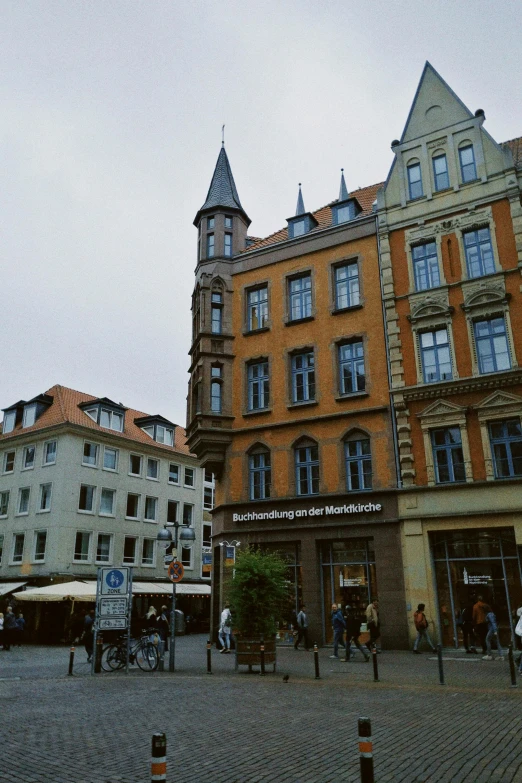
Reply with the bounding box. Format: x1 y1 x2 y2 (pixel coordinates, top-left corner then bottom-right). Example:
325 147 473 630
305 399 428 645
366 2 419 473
101 630 159 672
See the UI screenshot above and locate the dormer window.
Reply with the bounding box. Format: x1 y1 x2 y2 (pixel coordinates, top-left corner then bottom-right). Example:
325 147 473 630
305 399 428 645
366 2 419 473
2 410 16 434
331 198 361 226
336 205 352 223
23 403 37 428
293 220 305 237
100 409 124 431
134 415 175 446
2 393 53 433
79 398 126 432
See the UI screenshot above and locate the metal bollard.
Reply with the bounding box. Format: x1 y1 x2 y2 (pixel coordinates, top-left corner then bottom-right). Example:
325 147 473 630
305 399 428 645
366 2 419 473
314 643 321 680
207 639 212 675
371 645 379 682
158 640 165 672
151 732 167 783
94 635 103 674
437 643 445 685
68 645 75 676
508 643 518 688
358 717 374 783
260 634 266 676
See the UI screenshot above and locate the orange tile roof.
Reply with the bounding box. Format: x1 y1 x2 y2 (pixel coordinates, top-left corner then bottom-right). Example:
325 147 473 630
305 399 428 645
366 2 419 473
242 182 383 253
0 384 194 457
501 136 522 167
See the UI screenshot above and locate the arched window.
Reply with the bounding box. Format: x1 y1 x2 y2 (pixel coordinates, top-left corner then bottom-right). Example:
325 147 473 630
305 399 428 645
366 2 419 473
211 281 224 335
248 445 271 500
210 365 223 413
344 431 372 492
294 439 319 496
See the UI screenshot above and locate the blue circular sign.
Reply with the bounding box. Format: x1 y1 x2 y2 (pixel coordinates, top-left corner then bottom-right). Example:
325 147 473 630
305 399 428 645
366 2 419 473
105 569 124 588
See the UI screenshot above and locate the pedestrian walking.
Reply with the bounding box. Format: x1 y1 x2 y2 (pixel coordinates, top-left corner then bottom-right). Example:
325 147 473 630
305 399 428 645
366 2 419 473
365 598 381 652
483 607 503 661
330 603 347 659
218 602 233 653
0 612 4 649
473 595 490 654
294 605 310 651
15 612 26 647
345 605 370 661
412 603 436 654
460 602 477 653
83 609 95 663
3 606 17 651
157 606 170 652
515 608 522 674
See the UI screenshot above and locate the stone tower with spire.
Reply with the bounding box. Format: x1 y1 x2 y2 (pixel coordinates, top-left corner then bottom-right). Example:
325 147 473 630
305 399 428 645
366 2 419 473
186 145 251 474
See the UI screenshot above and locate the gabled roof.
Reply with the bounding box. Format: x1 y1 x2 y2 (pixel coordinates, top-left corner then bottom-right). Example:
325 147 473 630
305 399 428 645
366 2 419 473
242 182 382 253
501 136 522 167
194 146 250 226
0 384 193 456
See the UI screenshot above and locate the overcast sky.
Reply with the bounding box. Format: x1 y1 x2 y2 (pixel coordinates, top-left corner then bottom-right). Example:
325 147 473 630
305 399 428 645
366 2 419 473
2 1 521 427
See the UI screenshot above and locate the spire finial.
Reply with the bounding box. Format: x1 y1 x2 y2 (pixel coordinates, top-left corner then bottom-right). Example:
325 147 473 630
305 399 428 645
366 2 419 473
222 124 225 146
339 168 349 201
295 183 305 216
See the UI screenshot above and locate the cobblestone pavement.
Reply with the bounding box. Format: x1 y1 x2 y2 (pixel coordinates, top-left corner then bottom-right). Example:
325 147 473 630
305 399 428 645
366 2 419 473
1 636 522 782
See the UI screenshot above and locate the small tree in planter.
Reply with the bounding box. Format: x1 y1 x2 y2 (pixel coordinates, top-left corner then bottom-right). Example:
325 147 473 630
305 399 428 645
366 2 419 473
228 547 290 671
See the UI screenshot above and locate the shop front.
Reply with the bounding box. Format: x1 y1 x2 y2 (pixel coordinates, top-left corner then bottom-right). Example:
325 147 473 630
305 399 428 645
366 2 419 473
431 527 522 649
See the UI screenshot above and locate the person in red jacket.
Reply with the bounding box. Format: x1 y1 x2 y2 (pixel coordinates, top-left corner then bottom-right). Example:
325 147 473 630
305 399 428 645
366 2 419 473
413 603 436 654
472 596 490 655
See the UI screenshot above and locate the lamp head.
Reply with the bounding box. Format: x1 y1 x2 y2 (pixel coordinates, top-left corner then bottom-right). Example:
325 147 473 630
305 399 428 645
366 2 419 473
156 527 173 544
179 526 196 548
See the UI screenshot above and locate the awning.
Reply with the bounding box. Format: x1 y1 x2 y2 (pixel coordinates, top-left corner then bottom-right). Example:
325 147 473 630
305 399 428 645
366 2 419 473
0 581 27 596
12 580 211 602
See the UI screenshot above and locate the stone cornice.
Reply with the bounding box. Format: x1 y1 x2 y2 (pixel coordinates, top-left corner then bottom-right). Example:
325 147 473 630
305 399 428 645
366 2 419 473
396 368 522 403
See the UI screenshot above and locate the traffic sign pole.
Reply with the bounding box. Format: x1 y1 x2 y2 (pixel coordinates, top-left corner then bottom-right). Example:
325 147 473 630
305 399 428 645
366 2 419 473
170 582 176 673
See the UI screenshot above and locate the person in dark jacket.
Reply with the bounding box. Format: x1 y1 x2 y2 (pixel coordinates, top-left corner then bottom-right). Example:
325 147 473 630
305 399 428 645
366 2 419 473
460 603 477 653
483 608 503 661
3 606 17 651
473 596 490 655
83 609 95 663
15 612 26 647
294 606 310 651
345 605 370 661
330 604 347 659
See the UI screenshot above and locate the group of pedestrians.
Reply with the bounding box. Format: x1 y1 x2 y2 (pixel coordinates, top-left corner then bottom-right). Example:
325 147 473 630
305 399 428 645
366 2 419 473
328 602 375 661
0 606 26 650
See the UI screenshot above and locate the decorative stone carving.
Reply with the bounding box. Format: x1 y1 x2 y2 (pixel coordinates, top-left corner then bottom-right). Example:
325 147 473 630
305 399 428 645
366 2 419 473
461 275 508 312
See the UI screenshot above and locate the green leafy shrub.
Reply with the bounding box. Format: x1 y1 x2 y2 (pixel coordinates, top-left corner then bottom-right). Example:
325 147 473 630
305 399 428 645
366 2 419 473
228 547 290 638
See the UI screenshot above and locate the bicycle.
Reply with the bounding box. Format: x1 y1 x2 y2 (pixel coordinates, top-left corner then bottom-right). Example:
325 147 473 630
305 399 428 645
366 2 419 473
101 630 159 672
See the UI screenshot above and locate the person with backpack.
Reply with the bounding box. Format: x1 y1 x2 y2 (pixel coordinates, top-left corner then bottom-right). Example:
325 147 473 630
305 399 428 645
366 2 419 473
483 607 503 661
294 605 310 651
344 605 370 662
218 602 233 653
413 603 436 654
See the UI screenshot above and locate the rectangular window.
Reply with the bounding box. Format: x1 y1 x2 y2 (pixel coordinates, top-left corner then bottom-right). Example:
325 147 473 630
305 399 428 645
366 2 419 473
78 484 95 512
141 538 155 566
2 410 16 434
211 292 223 334
96 533 112 564
407 162 423 199
247 286 269 331
459 145 477 183
334 263 360 310
339 342 365 395
126 493 140 519
295 445 319 496
203 486 215 510
474 317 511 374
103 447 118 471
34 531 47 562
211 366 222 413
43 441 57 465
203 523 212 548
247 361 270 411
3 451 15 473
0 490 9 517
412 242 440 291
432 154 449 191
123 536 138 564
420 328 452 383
184 467 195 488
100 488 116 516
183 503 194 526
345 439 372 491
249 452 271 500
489 420 522 479
100 408 124 432
292 219 305 237
464 228 495 278
12 533 25 564
18 487 30 515
155 426 174 446
147 458 159 480
74 531 91 562
167 500 178 524
431 427 466 484
82 442 98 466
224 216 233 229
181 547 192 568
168 463 180 484
129 454 142 476
207 233 215 258
291 351 315 403
207 216 215 229
224 232 232 257
39 483 52 512
23 445 35 470
144 496 158 522
22 403 37 428
0 534 3 564
288 275 312 321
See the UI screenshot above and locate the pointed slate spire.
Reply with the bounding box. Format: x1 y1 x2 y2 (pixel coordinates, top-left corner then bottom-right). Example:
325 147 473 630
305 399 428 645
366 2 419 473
339 168 349 201
295 183 305 216
194 145 250 226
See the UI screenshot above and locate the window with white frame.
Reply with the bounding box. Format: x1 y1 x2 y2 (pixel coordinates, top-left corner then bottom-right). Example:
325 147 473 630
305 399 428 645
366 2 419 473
39 483 52 512
184 467 195 488
100 488 116 516
339 341 365 395
459 144 477 183
334 263 360 310
146 458 159 480
432 153 449 191
419 328 453 383
0 490 9 517
17 487 30 515
407 161 423 200
100 408 124 432
463 228 495 278
96 533 112 564
168 463 180 484
123 536 138 564
203 485 215 510
43 441 57 465
488 420 522 479
3 450 15 473
22 403 37 428
412 242 440 291
182 503 194 526
144 496 158 522
78 484 95 513
82 442 98 467
141 538 155 566
129 454 142 476
22 445 35 470
126 493 140 519
167 500 178 523
181 547 192 568
2 410 16 434
474 317 511 374
11 533 25 563
103 447 118 471
33 530 47 562
247 286 269 331
74 531 91 562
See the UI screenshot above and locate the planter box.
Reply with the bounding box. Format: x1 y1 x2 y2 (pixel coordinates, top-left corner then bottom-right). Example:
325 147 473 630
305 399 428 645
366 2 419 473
235 637 277 672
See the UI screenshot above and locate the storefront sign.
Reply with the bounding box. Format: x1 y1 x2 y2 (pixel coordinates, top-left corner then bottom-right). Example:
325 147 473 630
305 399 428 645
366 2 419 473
463 567 491 586
202 552 212 575
232 502 383 523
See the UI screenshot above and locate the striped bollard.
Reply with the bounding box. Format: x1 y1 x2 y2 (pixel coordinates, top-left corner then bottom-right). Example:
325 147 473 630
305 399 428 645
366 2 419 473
207 639 212 675
68 645 75 676
371 645 379 682
260 635 266 676
314 643 321 679
151 732 167 783
508 643 518 688
358 717 374 783
437 643 445 685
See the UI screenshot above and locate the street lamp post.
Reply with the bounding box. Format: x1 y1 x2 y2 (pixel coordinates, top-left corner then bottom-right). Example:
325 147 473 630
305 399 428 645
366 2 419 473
157 522 196 673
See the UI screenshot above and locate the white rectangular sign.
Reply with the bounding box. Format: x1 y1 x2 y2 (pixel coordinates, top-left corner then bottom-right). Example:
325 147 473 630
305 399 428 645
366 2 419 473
99 597 128 617
100 568 130 596
99 617 128 630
